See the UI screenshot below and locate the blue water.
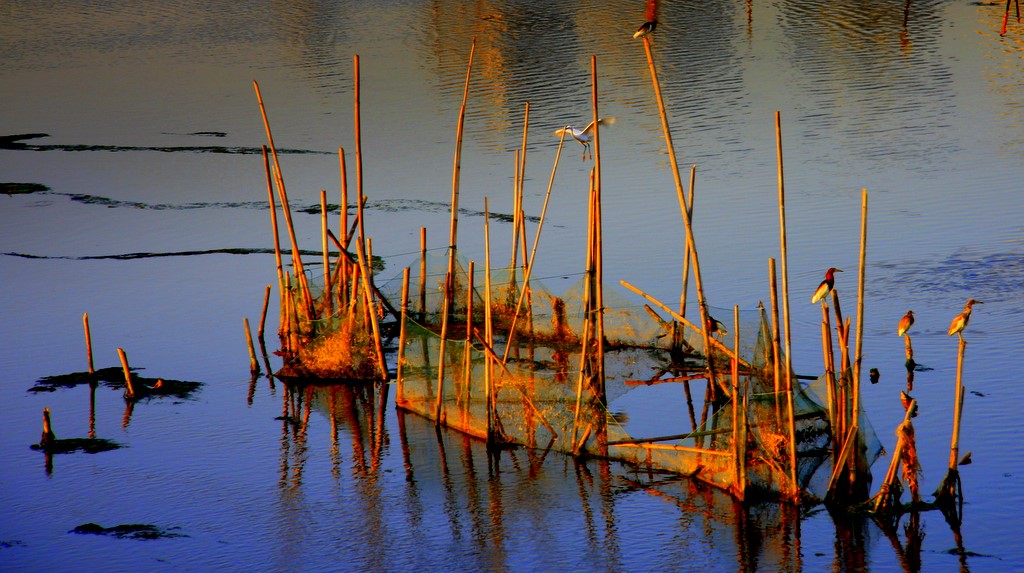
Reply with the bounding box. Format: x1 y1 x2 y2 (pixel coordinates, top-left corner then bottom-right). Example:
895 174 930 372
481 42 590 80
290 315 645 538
2 1 1023 571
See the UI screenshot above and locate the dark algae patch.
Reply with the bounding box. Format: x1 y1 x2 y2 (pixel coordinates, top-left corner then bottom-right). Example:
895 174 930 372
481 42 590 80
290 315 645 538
70 523 186 540
1 182 50 195
30 437 123 455
28 366 202 400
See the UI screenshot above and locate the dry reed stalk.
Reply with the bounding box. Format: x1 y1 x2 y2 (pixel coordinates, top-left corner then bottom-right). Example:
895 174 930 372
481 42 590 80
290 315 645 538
775 111 799 501
83 312 94 374
396 267 410 403
641 38 717 399
117 347 135 399
244 317 259 375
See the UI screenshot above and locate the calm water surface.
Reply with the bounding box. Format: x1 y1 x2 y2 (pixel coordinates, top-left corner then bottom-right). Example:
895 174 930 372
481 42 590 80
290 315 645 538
2 1 1023 571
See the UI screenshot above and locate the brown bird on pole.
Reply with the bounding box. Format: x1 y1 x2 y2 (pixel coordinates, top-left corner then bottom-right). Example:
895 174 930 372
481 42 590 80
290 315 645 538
897 310 915 336
947 298 983 340
810 267 842 304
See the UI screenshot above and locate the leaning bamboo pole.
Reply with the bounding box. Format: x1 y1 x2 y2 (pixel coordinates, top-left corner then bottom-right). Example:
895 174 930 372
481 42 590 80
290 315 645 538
117 347 135 399
355 237 387 381
775 111 799 501
768 259 782 395
435 40 476 426
498 129 567 368
244 317 259 375
258 284 271 342
254 83 312 320
262 147 285 327
641 36 717 398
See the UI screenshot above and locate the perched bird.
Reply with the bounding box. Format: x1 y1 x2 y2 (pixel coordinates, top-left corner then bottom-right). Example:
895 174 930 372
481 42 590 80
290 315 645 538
947 298 983 339
706 315 728 337
810 267 843 304
633 20 657 38
897 310 915 337
554 117 616 161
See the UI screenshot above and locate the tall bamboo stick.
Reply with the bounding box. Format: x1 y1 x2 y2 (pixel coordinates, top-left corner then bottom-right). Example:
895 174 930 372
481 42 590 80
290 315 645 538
641 37 716 398
775 111 799 500
254 83 312 319
396 267 410 403
321 190 332 317
355 238 387 381
949 338 967 469
83 312 94 374
590 55 606 398
768 260 782 395
262 147 285 316
852 188 868 426
419 227 427 316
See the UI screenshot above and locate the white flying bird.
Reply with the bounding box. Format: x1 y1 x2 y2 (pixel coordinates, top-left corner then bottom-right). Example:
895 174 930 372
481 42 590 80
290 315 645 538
554 117 616 161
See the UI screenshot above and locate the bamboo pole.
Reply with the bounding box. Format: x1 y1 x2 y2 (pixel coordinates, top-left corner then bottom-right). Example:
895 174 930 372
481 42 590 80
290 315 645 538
353 56 367 249
83 312 94 374
821 307 837 440
338 148 350 308
244 317 259 375
258 284 271 341
590 55 606 399
418 227 428 316
355 237 387 381
262 147 285 322
732 305 745 499
679 166 695 319
768 260 782 395
396 267 410 404
117 347 135 399
321 190 332 317
775 111 799 501
483 198 495 446
641 37 717 398
254 83 312 319
949 338 967 469
463 261 475 392
852 189 868 427
498 128 567 367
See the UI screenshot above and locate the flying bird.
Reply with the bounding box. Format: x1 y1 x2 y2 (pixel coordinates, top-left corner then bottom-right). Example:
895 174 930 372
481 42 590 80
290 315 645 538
810 267 842 304
554 117 616 161
947 298 983 339
897 310 915 337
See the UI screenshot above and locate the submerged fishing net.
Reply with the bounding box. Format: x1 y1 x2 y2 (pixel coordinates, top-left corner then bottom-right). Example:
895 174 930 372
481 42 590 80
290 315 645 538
377 254 871 499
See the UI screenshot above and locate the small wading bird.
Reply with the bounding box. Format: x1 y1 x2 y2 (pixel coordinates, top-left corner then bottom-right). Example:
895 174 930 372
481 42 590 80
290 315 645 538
633 20 657 38
705 315 728 337
897 310 915 337
947 298 983 340
810 267 843 304
554 117 616 161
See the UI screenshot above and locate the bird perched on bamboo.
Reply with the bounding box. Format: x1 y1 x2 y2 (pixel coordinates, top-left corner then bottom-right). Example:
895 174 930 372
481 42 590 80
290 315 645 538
810 267 842 304
706 315 728 337
633 20 657 38
947 298 983 340
897 310 915 337
554 117 616 161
